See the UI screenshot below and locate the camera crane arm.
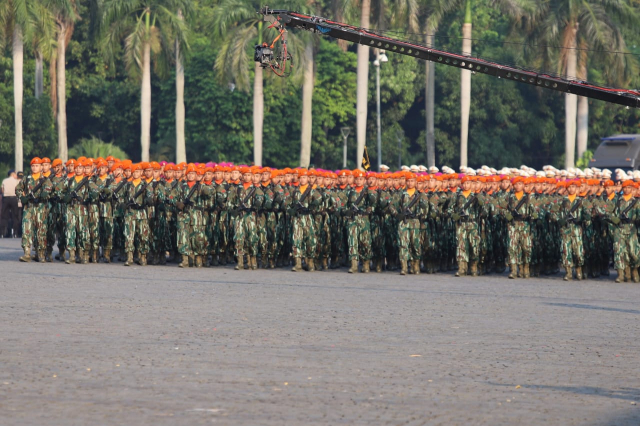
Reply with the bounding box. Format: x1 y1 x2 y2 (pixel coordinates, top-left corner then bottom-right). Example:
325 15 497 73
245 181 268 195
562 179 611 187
257 6 640 109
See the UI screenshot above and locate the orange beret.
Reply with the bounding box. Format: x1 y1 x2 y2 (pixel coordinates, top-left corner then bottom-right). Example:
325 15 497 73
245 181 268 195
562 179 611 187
239 166 251 174
186 165 197 173
41 157 51 164
52 159 63 167
622 180 635 188
150 161 161 170
30 157 42 165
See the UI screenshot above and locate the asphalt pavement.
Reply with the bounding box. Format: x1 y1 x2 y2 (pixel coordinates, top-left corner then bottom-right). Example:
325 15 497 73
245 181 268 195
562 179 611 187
0 238 639 425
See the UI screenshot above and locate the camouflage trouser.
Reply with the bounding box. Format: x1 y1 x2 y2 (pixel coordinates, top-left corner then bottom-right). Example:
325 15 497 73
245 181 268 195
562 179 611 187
559 223 584 267
87 206 100 251
493 217 507 265
612 225 639 270
371 215 385 259
46 203 65 253
383 215 398 263
456 221 480 263
207 211 219 255
265 212 278 259
177 212 191 256
124 215 150 254
257 213 268 258
99 215 114 250
164 211 177 253
113 216 125 253
346 215 372 261
422 219 437 263
65 206 88 251
21 204 48 251
291 213 316 259
234 212 258 257
398 218 421 261
330 214 343 259
315 213 331 260
507 220 532 265
216 211 229 255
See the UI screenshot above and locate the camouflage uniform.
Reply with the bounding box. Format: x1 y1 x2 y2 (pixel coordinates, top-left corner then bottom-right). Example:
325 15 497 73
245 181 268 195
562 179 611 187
343 187 377 272
390 189 425 274
502 192 536 277
289 185 322 271
608 194 640 281
16 174 53 260
62 176 98 263
231 184 265 269
552 195 587 280
448 190 484 276
122 180 153 264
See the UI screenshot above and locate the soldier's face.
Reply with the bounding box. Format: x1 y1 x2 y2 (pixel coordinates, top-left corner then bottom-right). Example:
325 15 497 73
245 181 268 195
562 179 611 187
309 175 317 184
355 176 365 187
114 168 123 177
567 185 577 195
186 171 196 182
223 172 231 181
316 176 324 186
514 182 524 192
338 175 347 186
153 169 162 179
132 169 142 179
623 186 633 195
68 165 74 173
299 175 309 186
417 180 425 191
407 178 417 189
205 172 214 181
144 169 153 178
262 172 270 182
252 173 261 184
107 161 114 168
347 175 355 185
196 173 204 181
367 177 376 187
273 176 281 185
42 162 51 173
462 181 472 191
100 166 109 176
75 166 84 176
243 173 252 183
215 171 223 181
231 171 241 181
31 163 42 174
164 170 173 180
284 174 292 184
53 165 62 175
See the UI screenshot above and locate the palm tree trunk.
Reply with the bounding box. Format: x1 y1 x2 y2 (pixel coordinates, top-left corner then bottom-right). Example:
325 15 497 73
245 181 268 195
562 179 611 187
57 23 68 161
175 9 186 164
35 51 43 99
425 26 436 168
576 96 588 161
253 62 264 166
300 41 314 168
564 25 578 169
356 0 371 169
13 26 24 171
141 41 152 162
460 0 472 168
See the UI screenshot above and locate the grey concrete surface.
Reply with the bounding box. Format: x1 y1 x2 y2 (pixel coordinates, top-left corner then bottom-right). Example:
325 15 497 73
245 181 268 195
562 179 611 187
0 238 639 425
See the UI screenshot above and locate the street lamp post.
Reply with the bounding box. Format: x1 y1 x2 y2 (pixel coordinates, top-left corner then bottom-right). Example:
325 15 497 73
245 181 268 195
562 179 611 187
341 127 351 168
374 50 388 172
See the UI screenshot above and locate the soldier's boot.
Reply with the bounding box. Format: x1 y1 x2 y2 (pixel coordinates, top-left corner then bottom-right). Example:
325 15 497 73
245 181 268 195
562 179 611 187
243 255 250 270
103 249 111 263
211 255 218 267
35 250 45 263
65 249 75 265
306 258 315 272
362 261 370 273
58 249 66 263
523 263 530 279
563 265 572 281
45 250 53 263
251 256 259 270
91 250 98 264
615 270 625 283
348 259 359 274
455 261 467 277
508 264 517 279
412 260 421 275
516 264 523 278
124 252 134 267
19 248 31 262
140 254 147 266
625 266 631 282
276 256 284 268
160 252 167 265
399 260 408 276
179 254 191 268
79 250 88 265
470 262 478 277
291 257 303 272
321 257 328 271
375 258 383 273
575 266 582 281
193 255 201 268
633 268 640 283
439 260 448 272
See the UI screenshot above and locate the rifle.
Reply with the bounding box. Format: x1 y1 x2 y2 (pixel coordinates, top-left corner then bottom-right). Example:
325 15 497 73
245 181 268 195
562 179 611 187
349 187 368 216
70 177 89 201
128 181 149 208
620 198 638 223
237 185 256 212
296 185 312 214
458 193 478 219
566 197 583 223
27 176 46 204
511 193 529 218
402 192 421 224
112 178 128 201
99 177 114 202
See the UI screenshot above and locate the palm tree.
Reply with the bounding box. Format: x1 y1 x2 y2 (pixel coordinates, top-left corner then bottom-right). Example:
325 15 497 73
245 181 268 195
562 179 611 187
0 0 30 171
102 0 191 162
175 8 186 163
212 0 306 167
47 0 79 162
31 1 56 100
299 38 314 168
524 0 633 168
355 0 371 170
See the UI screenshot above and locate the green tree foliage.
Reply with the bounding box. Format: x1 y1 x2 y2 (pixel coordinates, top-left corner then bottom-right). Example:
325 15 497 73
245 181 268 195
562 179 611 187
68 136 128 159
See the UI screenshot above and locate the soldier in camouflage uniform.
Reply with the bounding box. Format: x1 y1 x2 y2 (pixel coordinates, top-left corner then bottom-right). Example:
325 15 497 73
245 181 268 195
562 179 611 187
551 180 587 281
62 160 98 264
288 169 322 272
448 176 484 277
389 172 425 275
45 159 66 262
121 164 153 266
94 160 114 263
608 180 640 282
501 177 536 279
343 170 377 273
16 158 53 262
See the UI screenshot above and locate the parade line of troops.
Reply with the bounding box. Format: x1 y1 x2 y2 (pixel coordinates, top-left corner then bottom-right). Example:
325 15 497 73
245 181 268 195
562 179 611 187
14 156 640 283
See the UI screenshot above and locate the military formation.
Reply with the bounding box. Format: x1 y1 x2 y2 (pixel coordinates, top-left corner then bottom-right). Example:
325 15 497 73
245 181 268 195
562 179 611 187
14 156 640 283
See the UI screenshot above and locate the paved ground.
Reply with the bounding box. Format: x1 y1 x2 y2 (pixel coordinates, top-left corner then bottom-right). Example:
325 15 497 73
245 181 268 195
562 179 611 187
0 238 639 426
